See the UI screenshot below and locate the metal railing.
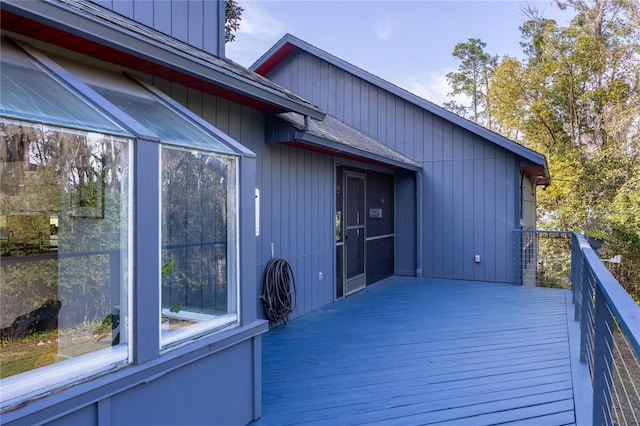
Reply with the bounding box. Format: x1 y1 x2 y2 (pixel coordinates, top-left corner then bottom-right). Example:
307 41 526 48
514 230 640 424
572 232 640 425
513 229 572 287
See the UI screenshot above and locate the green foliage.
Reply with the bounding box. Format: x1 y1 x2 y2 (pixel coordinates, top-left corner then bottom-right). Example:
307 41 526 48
467 0 640 301
225 0 243 43
161 258 176 276
445 38 498 127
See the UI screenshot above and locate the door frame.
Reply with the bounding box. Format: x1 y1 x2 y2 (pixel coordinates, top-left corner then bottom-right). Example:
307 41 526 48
342 171 366 296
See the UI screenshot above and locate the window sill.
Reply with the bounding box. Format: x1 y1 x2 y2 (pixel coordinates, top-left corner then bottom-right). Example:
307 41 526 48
161 311 238 349
1 346 128 409
0 320 268 421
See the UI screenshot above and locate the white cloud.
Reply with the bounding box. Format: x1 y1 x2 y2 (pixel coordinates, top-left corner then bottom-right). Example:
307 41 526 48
225 1 290 67
396 69 473 110
236 1 285 38
375 18 395 41
397 69 454 107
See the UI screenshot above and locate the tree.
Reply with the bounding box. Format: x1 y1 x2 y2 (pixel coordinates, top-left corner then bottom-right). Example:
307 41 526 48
445 38 498 128
225 0 243 43
486 0 640 300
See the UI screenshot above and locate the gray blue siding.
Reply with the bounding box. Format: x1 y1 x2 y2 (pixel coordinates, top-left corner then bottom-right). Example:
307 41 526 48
89 0 225 56
158 79 336 320
41 339 259 426
265 49 522 283
1 57 263 426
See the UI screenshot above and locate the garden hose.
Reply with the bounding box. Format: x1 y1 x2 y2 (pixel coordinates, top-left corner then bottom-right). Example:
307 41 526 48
260 258 297 325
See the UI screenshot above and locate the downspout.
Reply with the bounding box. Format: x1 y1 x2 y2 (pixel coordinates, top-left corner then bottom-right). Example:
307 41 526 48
515 170 525 285
304 115 311 131
416 170 423 277
519 171 525 230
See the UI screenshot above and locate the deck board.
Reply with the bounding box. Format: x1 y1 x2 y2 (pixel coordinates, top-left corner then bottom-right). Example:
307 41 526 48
252 277 581 425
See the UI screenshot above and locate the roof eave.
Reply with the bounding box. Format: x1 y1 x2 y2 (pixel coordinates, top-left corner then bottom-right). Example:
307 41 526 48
522 162 551 187
294 131 421 172
1 1 325 120
253 34 548 167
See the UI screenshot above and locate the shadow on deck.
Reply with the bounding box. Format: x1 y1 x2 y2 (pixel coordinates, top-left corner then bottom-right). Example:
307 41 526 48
252 277 591 426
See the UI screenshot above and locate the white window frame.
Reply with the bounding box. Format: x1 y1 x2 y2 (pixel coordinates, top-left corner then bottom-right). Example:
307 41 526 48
0 120 133 408
159 146 240 350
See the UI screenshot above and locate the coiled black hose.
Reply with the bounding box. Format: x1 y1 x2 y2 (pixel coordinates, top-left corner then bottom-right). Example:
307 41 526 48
260 258 297 325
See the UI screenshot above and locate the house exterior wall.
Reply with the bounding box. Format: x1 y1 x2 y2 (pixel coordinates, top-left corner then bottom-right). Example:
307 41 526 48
157 79 336 320
39 340 259 426
0 2 266 424
521 173 537 231
88 0 225 57
265 50 522 283
0 59 266 426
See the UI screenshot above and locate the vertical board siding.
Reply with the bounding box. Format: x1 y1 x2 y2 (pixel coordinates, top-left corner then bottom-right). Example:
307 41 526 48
170 1 189 48
452 160 465 280
462 149 475 280
90 0 223 56
153 1 172 35
112 1 134 18
265 49 521 284
133 1 154 27
187 1 204 50
395 171 417 276
473 157 486 281
154 79 335 321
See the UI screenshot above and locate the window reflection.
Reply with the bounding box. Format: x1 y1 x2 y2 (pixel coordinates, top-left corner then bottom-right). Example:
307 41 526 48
0 120 130 378
161 147 238 345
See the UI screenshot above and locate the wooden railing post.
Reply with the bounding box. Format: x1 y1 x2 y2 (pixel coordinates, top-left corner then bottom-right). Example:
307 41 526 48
592 283 614 426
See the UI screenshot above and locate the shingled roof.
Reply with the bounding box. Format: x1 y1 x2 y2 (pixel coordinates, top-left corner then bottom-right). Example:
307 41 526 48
271 112 421 171
1 1 325 119
253 33 550 184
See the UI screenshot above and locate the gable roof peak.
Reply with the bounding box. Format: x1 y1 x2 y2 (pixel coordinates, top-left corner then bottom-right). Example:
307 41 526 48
252 33 549 183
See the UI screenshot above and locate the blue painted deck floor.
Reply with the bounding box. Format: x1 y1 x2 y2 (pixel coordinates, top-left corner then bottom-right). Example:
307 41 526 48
252 277 584 426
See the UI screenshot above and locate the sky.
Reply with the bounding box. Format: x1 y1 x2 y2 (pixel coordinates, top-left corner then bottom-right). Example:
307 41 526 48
226 0 574 107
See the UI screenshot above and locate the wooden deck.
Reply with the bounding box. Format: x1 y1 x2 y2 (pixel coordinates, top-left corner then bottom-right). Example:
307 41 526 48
251 277 589 426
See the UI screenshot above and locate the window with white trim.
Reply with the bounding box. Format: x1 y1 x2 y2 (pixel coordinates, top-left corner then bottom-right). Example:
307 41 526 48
1 37 243 405
85 70 240 349
1 40 132 404
160 147 238 347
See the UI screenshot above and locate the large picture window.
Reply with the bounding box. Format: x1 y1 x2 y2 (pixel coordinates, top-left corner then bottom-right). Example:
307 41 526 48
0 119 131 398
1 38 244 406
81 65 241 349
161 147 238 347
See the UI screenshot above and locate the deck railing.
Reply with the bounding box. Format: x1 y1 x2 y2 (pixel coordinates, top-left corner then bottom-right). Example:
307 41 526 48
515 230 640 425
571 232 640 425
513 229 572 287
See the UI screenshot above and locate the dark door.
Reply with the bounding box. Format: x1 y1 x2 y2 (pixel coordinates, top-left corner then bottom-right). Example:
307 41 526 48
344 172 366 294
